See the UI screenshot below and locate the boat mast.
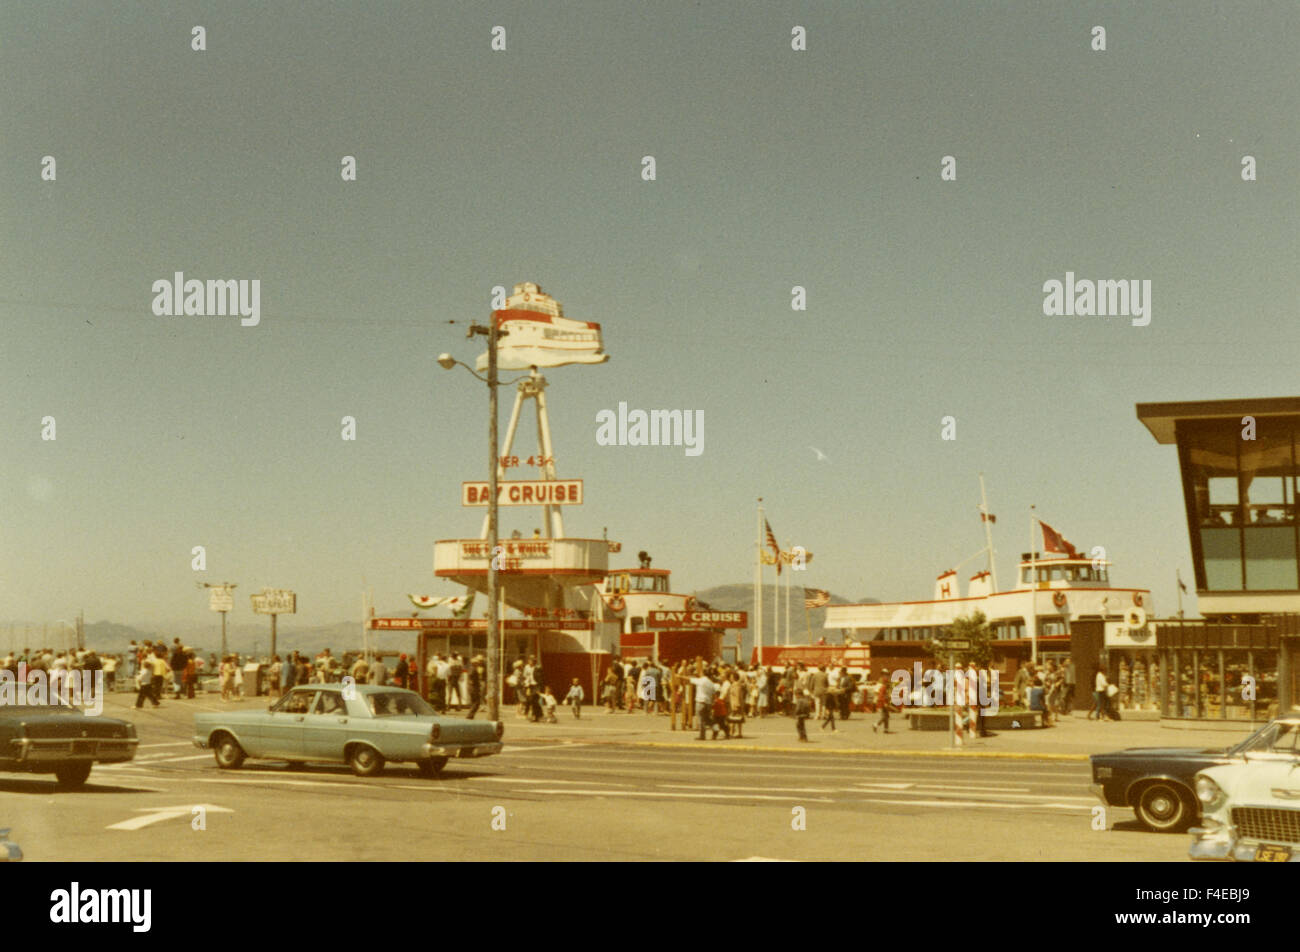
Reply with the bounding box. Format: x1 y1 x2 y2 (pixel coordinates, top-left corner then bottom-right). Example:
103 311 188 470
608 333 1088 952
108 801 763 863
979 473 998 594
1028 505 1038 664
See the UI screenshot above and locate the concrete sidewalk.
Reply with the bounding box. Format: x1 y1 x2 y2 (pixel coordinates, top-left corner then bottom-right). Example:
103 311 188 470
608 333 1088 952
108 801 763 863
493 704 1256 761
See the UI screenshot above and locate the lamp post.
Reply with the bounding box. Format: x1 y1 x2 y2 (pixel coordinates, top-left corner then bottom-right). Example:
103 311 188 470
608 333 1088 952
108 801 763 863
439 320 508 721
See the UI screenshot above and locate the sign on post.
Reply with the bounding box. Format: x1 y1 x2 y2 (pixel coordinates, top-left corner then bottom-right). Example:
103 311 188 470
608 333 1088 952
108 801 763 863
251 589 297 614
936 639 971 651
208 587 235 613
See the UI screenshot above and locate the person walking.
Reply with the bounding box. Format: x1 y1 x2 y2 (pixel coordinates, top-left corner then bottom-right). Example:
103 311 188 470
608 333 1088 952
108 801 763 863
794 689 812 741
564 678 584 718
873 673 891 733
465 656 485 720
220 656 236 702
821 678 839 732
1063 657 1077 714
1092 666 1110 721
691 666 720 741
811 666 829 720
134 654 159 708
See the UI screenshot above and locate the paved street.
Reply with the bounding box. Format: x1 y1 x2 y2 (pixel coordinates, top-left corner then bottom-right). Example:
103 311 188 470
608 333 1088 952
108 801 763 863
2 691 1232 861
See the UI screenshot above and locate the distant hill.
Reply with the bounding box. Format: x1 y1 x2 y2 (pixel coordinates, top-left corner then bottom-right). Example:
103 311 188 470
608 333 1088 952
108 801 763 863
10 587 877 661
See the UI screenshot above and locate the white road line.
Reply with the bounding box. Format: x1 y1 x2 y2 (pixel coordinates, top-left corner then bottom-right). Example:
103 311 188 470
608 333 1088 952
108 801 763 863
138 742 193 749
854 782 1033 793
861 797 1090 811
522 789 835 802
495 751 1087 778
469 777 629 786
659 783 842 794
192 777 358 788
136 754 213 764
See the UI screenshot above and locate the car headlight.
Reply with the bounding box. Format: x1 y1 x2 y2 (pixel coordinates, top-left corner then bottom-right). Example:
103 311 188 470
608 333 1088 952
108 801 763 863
1095 766 1113 780
1195 775 1226 810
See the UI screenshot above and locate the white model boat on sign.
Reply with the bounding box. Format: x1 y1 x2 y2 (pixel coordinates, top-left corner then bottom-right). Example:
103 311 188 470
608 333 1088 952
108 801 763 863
476 282 609 372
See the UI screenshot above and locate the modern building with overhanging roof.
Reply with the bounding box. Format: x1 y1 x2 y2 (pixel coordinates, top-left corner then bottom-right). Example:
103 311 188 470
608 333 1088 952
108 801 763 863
1137 396 1300 719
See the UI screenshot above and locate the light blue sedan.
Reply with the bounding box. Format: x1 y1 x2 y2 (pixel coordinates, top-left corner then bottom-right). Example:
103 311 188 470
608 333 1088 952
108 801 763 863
193 683 503 777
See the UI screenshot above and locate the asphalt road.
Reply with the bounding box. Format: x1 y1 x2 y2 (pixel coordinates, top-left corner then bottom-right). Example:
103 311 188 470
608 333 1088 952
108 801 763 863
2 697 1190 862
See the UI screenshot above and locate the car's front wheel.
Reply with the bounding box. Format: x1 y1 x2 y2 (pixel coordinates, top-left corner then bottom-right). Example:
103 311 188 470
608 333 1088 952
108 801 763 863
213 733 246 770
347 745 384 777
1134 782 1194 832
418 757 449 777
54 762 93 788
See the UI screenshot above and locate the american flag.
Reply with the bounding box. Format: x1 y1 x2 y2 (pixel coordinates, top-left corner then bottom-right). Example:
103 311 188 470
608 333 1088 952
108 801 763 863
803 587 830 609
764 519 781 575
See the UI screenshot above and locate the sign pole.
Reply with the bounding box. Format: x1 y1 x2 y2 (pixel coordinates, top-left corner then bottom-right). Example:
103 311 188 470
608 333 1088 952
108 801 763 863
486 316 501 722
949 649 956 749
271 612 277 661
221 610 228 661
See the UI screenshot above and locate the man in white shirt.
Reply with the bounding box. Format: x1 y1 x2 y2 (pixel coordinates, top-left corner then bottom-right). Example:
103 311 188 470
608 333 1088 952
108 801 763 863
1093 667 1110 721
691 671 720 741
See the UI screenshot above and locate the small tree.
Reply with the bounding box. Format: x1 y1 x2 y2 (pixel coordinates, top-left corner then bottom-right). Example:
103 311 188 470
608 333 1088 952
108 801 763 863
931 611 994 668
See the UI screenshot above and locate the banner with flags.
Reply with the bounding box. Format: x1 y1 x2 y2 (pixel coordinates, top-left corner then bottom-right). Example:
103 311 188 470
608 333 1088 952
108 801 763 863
409 592 476 616
803 587 830 609
1039 521 1078 558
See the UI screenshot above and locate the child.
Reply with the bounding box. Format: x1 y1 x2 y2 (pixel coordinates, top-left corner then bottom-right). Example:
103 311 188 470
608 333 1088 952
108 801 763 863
564 678 585 718
541 686 559 723
794 688 812 741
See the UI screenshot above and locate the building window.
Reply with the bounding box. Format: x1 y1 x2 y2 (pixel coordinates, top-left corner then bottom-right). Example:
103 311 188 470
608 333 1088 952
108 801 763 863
1240 427 1300 589
1184 423 1245 590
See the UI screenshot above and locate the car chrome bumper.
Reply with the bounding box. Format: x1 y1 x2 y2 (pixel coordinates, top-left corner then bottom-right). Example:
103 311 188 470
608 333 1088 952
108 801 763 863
1089 783 1111 805
424 742 503 759
7 737 138 763
1189 828 1300 862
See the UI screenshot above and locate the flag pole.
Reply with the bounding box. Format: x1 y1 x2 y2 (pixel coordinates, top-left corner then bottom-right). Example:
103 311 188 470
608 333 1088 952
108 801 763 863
1177 568 1184 618
1029 506 1038 664
755 500 764 666
979 472 998 594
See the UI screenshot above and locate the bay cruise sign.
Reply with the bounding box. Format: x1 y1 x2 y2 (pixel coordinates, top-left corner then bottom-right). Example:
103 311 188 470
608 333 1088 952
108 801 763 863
647 610 748 629
462 479 583 506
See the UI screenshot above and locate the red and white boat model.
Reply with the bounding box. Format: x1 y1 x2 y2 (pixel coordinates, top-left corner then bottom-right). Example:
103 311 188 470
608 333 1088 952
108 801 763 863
476 282 608 372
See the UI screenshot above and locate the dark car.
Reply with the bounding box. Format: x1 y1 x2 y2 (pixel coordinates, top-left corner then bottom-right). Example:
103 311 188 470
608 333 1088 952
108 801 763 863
0 700 138 788
1090 715 1300 832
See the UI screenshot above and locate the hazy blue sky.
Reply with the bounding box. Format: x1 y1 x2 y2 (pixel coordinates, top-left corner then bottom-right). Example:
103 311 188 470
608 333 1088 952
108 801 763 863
2 2 1297 635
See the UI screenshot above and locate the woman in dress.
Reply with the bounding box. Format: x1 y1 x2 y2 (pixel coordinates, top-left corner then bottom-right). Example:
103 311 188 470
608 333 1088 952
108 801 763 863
220 656 235 702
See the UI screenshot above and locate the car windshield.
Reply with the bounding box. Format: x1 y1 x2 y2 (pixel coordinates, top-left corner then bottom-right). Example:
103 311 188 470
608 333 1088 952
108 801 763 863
1231 720 1300 756
366 692 434 717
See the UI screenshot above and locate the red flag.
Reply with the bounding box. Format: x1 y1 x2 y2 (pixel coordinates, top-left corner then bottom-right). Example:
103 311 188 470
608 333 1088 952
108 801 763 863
1039 521 1077 558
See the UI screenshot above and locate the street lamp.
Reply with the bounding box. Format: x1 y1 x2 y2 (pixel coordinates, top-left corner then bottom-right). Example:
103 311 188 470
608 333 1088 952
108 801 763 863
438 321 512 721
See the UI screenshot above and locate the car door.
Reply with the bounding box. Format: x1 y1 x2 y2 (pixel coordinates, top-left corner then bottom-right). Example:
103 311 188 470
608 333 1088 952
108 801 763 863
261 688 316 759
301 689 351 762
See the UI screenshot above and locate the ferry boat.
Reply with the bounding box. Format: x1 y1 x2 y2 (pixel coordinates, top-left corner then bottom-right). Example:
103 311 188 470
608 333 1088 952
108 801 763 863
821 550 1153 677
476 282 609 372
594 556 727 665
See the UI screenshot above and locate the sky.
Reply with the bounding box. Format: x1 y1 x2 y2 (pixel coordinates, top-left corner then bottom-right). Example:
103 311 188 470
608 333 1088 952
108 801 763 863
2 1 1297 634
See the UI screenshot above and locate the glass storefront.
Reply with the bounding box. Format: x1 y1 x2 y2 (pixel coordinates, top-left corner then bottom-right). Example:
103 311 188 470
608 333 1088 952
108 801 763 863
1157 619 1294 721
